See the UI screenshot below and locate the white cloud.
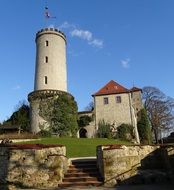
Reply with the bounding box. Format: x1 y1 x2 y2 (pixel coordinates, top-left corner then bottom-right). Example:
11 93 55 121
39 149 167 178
59 21 104 49
121 58 130 68
12 85 21 90
89 39 103 48
70 28 103 48
71 29 92 41
59 21 75 30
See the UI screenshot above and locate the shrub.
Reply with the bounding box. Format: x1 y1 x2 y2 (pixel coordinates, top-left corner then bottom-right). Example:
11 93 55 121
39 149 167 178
97 120 112 138
137 108 152 144
116 124 134 141
38 130 52 137
78 115 92 128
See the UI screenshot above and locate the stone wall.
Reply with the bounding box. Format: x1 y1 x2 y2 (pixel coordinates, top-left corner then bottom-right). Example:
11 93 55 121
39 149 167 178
0 144 68 189
97 145 174 187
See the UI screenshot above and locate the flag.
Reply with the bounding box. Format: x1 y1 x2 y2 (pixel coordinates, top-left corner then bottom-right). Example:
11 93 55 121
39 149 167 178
45 6 56 19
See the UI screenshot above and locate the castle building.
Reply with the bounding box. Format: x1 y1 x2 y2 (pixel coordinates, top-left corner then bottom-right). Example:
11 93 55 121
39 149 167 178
79 80 142 141
28 28 73 134
28 28 142 139
93 80 142 128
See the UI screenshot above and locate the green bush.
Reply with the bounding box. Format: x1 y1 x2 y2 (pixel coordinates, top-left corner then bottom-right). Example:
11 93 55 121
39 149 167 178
117 124 134 141
137 108 152 144
78 115 92 128
97 120 112 138
37 130 52 137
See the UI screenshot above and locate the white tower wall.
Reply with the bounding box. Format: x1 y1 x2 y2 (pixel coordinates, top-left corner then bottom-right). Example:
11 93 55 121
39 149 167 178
34 28 67 92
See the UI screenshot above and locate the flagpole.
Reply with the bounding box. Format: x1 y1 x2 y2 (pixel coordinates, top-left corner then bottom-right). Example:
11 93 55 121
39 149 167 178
44 1 48 28
44 5 57 29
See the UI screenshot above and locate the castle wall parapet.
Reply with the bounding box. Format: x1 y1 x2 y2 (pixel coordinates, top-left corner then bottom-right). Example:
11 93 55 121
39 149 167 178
36 27 66 43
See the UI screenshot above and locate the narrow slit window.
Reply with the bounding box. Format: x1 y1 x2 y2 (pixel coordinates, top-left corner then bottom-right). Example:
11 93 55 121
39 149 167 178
45 56 48 63
45 40 49 46
44 76 48 84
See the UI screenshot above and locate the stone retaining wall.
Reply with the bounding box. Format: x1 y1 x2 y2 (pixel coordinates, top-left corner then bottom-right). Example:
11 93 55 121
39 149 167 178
97 145 174 187
0 144 68 189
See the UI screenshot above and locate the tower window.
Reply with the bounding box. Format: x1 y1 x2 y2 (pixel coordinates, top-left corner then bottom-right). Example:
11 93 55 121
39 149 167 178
44 76 48 84
45 56 48 63
104 97 109 105
45 40 49 46
116 96 121 103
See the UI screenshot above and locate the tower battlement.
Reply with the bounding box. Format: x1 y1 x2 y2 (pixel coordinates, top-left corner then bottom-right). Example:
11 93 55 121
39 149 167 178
36 28 66 43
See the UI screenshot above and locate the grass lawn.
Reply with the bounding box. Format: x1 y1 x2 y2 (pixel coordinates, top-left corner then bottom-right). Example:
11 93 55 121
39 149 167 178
22 137 131 158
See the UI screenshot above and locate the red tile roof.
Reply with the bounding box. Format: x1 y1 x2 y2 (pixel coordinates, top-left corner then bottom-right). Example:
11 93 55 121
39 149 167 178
92 80 130 96
130 87 142 92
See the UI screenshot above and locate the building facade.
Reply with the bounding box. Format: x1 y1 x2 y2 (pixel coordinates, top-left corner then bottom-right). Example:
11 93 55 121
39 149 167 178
93 80 142 128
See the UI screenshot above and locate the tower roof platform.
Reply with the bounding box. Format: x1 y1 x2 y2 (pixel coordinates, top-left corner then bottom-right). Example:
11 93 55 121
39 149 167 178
36 27 66 42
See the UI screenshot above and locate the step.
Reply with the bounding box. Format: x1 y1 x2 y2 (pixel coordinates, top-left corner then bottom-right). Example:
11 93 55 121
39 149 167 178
64 171 100 178
70 163 97 169
67 168 98 174
69 165 98 170
71 159 96 164
72 161 97 166
63 176 102 182
58 181 103 188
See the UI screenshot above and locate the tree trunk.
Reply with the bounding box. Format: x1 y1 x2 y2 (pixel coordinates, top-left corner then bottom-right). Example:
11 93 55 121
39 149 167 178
154 128 159 144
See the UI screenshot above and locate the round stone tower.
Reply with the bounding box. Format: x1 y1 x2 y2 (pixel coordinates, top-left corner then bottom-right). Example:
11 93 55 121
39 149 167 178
28 28 74 134
34 28 67 91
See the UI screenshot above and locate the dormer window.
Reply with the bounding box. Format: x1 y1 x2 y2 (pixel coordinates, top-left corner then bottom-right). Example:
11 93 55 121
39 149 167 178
114 86 118 90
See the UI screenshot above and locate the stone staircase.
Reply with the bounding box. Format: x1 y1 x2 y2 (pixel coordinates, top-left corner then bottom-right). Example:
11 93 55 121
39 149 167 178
58 158 103 188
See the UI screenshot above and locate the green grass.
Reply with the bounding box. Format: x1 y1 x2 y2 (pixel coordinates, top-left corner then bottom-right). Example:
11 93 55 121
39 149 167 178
21 137 130 158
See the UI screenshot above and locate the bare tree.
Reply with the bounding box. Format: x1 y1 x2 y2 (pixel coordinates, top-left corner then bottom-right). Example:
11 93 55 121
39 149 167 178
84 101 94 111
142 87 174 143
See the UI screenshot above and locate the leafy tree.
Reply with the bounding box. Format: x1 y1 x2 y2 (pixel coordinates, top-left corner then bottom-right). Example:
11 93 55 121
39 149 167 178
5 101 30 132
97 119 112 138
39 94 78 137
143 86 174 143
137 108 152 144
116 124 134 141
78 115 92 128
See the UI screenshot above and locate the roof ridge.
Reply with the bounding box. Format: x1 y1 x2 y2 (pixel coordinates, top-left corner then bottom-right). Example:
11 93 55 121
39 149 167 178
92 80 129 96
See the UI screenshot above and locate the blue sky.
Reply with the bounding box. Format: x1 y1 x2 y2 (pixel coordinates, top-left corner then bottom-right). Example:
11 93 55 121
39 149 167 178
0 0 174 122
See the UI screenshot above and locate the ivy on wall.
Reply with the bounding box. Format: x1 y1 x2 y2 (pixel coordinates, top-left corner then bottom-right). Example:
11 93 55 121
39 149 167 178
39 93 78 137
